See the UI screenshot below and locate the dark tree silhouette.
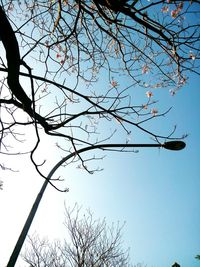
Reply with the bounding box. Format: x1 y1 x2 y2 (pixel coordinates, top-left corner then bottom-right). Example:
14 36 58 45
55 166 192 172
0 6 31 107
22 205 134 267
0 1 199 185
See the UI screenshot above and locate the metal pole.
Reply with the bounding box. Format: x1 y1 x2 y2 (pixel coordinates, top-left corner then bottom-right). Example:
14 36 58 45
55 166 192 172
7 179 49 267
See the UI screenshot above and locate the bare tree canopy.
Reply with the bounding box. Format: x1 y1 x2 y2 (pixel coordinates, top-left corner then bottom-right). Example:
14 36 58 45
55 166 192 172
22 205 133 267
0 1 199 183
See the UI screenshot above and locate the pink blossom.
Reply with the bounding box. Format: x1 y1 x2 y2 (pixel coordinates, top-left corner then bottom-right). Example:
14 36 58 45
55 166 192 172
161 6 169 13
189 52 196 60
111 80 118 87
151 108 158 116
177 2 183 12
142 104 148 110
142 65 149 74
179 77 186 85
171 10 178 18
146 91 153 98
171 2 183 18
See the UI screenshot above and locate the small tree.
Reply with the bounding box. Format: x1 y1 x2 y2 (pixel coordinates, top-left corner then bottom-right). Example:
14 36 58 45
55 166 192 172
22 205 134 267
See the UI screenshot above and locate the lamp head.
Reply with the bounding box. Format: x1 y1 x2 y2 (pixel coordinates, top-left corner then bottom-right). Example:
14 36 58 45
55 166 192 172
163 141 186 151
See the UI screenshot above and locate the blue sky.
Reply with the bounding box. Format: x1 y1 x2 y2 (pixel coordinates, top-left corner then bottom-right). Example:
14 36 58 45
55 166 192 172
0 72 199 267
0 2 200 267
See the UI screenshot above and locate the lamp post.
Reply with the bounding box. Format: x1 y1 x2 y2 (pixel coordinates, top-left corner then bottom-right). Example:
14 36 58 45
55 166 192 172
7 141 185 267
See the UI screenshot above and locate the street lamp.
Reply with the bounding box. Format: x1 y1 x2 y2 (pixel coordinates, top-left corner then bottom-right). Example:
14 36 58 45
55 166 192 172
7 140 185 267
162 141 186 151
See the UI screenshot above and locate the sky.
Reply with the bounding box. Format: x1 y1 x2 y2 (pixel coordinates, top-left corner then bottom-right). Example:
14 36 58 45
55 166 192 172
0 2 200 267
0 73 199 267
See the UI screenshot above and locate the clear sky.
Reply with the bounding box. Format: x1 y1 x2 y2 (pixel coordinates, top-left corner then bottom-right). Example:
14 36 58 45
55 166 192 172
0 72 199 267
0 2 200 267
